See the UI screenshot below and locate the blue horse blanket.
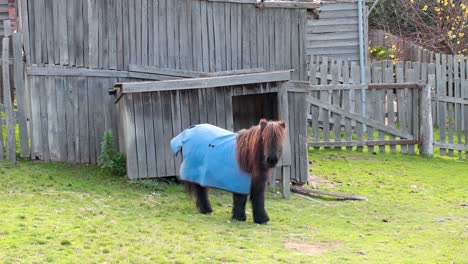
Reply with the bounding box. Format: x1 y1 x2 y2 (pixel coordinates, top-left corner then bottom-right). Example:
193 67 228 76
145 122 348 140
170 124 252 194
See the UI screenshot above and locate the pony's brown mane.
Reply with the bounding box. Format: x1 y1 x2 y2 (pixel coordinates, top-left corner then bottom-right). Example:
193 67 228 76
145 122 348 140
236 120 286 176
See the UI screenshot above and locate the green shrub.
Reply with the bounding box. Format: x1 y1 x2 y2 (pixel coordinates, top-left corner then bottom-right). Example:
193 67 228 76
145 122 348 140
98 130 126 177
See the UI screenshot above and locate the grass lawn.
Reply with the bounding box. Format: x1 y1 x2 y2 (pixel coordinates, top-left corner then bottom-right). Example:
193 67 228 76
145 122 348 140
0 151 466 263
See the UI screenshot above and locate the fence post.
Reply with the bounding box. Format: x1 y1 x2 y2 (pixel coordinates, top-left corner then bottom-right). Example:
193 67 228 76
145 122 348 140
2 34 16 162
419 75 434 157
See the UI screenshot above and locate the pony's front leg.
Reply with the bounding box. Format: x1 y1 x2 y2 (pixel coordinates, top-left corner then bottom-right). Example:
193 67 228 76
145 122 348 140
194 184 213 214
250 178 269 224
232 193 248 221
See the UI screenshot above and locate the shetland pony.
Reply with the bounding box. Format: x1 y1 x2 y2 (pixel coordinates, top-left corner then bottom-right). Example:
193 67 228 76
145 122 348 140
171 119 286 224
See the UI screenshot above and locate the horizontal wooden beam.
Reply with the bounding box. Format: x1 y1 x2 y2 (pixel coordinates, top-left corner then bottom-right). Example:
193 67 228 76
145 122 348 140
367 83 422 90
434 142 468 151
115 70 291 94
432 95 468 105
27 65 180 80
200 68 266 77
128 64 204 78
308 139 418 147
306 95 414 139
206 0 320 9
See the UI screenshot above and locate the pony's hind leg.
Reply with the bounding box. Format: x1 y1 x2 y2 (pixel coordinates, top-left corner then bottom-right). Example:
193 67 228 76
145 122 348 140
232 193 248 221
194 184 213 214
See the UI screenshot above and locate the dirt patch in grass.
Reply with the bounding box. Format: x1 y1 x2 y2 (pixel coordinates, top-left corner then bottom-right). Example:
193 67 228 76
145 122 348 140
284 241 343 254
308 174 339 189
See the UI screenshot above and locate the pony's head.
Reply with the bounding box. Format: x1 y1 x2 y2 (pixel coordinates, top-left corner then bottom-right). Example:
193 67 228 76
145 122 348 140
258 119 287 168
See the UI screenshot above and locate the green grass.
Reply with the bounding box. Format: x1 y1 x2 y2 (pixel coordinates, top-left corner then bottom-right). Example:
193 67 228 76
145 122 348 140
0 151 467 263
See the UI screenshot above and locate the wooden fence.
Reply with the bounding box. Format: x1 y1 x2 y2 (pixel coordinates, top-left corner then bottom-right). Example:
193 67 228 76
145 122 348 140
0 20 29 162
305 55 467 159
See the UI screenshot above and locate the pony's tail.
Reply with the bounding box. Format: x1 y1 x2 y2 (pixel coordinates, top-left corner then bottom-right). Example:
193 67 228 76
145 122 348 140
184 181 197 200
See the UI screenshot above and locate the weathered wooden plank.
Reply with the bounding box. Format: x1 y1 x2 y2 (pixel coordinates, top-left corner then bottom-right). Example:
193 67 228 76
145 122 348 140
40 77 51 161
116 0 124 70
206 88 217 124
225 3 232 70
45 0 55 64
13 33 29 157
75 0 84 67
29 76 42 160
133 93 148 178
200 0 209 72
78 77 89 163
123 93 138 178
158 0 168 67
288 91 296 184
118 71 291 93
192 0 203 71
19 0 32 64
108 0 117 69
141 0 148 66
56 77 68 161
66 77 78 162
241 4 250 69
122 0 130 69
166 0 175 68
66 0 76 65
180 90 192 129
128 0 136 65
83 0 89 66
2 38 16 162
331 63 342 150
173 0 181 69
161 91 176 176
395 61 407 153
87 0 98 68
351 65 363 152
215 87 227 128
33 0 43 63
87 78 97 164
385 66 396 153
171 90 182 175
225 86 234 131
419 76 434 157
152 92 166 176
128 64 204 78
212 2 222 71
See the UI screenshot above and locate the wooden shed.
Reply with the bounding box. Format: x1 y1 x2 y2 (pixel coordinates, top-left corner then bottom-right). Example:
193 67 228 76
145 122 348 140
113 70 297 187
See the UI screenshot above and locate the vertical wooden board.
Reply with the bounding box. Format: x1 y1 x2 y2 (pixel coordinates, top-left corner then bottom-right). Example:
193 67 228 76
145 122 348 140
13 33 29 157
29 76 42 159
197 89 208 123
206 88 217 124
142 93 157 177
331 64 342 150
152 92 166 176
342 63 352 151
152 0 160 67
40 77 50 161
133 93 148 178
274 9 281 70
158 0 168 67
116 0 124 69
225 3 232 70
2 39 15 162
225 87 234 131
166 0 175 68
249 6 257 68
123 94 138 179
141 0 148 66
298 10 306 80
87 0 98 68
66 0 76 65
352 65 363 152
437 55 446 155
189 89 201 125
185 0 193 70
207 2 215 72
268 9 275 71
290 10 299 80
212 2 222 72
215 87 226 129
83 0 89 67
161 91 176 176
298 92 309 184
134 0 142 66
229 4 238 70
55 77 68 161
241 4 250 69
288 92 296 182
395 62 407 153
65 77 77 162
122 0 130 69
284 9 292 75
148 0 154 66
87 78 97 164
108 0 117 69
78 77 89 163
200 0 210 72
33 0 43 63
174 0 181 69
179 0 188 69
236 4 242 70
261 8 269 71
192 0 203 71
385 67 396 153
129 0 136 65
20 0 32 64
180 90 192 129
219 2 226 71
45 0 55 64
171 91 182 175
74 0 84 67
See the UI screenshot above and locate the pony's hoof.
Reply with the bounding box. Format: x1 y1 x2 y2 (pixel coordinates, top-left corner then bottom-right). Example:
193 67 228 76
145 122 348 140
253 216 270 224
198 208 213 214
232 215 247 222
